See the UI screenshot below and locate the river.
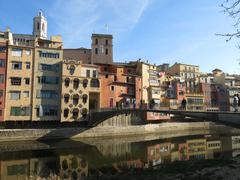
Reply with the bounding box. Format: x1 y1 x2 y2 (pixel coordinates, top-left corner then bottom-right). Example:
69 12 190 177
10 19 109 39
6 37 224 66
1 124 240 179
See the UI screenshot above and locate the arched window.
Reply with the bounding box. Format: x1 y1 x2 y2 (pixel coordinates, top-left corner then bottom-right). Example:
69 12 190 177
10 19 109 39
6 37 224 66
72 94 79 105
90 79 100 88
65 78 70 87
83 79 88 88
64 94 70 103
82 94 88 104
72 108 79 119
73 78 80 89
81 108 88 117
63 109 69 118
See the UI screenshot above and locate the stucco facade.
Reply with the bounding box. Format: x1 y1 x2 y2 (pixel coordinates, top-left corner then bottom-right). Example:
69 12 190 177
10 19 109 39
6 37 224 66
61 60 100 122
31 37 63 121
5 45 34 121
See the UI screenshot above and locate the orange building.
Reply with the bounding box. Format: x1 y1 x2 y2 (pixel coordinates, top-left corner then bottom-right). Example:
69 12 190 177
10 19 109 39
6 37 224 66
98 63 141 108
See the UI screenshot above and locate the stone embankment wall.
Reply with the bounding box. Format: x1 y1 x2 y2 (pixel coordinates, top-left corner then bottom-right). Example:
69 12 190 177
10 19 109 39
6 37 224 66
0 122 212 142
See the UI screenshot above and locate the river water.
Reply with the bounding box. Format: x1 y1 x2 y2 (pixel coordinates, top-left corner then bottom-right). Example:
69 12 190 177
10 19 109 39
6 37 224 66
1 125 240 179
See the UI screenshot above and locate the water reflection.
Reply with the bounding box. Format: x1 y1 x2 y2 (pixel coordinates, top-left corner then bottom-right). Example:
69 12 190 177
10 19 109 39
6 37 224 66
0 134 240 179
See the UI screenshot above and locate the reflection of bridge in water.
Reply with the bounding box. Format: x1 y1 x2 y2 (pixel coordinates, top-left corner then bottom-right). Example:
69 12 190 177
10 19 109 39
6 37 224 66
88 108 240 127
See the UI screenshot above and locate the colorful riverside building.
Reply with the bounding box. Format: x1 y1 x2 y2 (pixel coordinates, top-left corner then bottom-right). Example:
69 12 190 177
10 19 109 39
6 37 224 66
3 11 63 121
61 59 100 122
0 32 8 121
98 62 142 108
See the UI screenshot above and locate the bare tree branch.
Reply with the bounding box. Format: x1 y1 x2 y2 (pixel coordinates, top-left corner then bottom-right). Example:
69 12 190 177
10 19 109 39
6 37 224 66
217 0 240 40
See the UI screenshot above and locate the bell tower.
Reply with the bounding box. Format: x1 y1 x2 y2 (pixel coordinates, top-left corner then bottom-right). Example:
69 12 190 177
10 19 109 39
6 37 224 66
33 10 48 39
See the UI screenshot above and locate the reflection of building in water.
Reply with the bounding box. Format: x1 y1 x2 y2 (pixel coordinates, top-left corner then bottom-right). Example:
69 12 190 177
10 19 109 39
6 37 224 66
206 139 222 159
113 159 144 172
30 157 59 179
186 139 207 160
60 155 88 179
0 156 59 180
178 143 188 161
147 142 171 167
170 143 180 162
231 136 240 158
96 143 131 159
0 160 29 180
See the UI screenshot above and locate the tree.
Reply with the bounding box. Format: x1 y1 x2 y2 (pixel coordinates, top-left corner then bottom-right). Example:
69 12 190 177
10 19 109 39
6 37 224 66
216 1 240 41
218 0 240 66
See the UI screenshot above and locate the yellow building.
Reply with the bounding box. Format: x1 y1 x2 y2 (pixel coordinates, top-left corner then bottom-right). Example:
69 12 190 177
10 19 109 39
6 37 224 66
187 138 207 160
185 93 205 111
31 36 63 121
61 59 100 122
167 63 200 93
5 45 34 121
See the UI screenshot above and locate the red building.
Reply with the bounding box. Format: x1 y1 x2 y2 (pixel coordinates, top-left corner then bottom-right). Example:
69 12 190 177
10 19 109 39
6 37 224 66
98 63 141 108
0 39 7 121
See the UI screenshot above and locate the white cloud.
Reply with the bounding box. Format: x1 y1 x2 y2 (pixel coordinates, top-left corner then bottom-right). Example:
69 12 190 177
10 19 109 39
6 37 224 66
48 0 153 47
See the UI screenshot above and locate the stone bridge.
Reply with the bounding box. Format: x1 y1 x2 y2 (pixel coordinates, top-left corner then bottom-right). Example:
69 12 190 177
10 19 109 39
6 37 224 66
88 108 240 127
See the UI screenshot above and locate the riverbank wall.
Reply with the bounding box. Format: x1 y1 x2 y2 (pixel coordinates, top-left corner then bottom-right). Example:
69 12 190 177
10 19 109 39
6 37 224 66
0 122 214 142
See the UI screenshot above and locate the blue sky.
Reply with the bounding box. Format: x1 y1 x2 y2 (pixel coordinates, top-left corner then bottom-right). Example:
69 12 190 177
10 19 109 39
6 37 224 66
0 0 239 73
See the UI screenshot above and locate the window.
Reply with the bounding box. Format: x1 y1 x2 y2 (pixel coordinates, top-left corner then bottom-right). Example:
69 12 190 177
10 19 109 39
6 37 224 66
0 47 6 53
39 51 60 59
10 107 30 116
106 39 108 45
93 70 97 78
95 48 98 54
37 22 40 30
11 48 22 57
7 164 27 176
105 74 108 78
10 91 21 100
82 94 88 103
90 79 100 88
111 86 114 91
72 108 79 119
38 76 59 85
39 64 59 72
36 105 58 117
0 90 3 97
0 60 5 67
23 91 29 98
105 48 108 55
64 109 69 118
12 62 22 70
86 70 90 78
26 62 30 69
0 74 4 83
37 90 58 99
65 78 70 87
114 76 117 81
95 39 98 45
25 50 31 56
73 78 80 89
72 94 79 105
11 77 21 85
83 79 88 88
64 94 70 103
25 78 30 85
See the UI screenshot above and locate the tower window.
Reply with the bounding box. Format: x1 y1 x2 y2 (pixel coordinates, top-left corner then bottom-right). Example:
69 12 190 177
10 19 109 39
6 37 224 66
95 39 98 45
106 39 108 45
95 48 98 54
105 48 108 55
42 23 45 31
37 22 40 30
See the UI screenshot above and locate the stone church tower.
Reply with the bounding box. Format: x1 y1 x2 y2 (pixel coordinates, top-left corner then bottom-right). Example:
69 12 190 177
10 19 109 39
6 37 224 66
32 10 48 39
